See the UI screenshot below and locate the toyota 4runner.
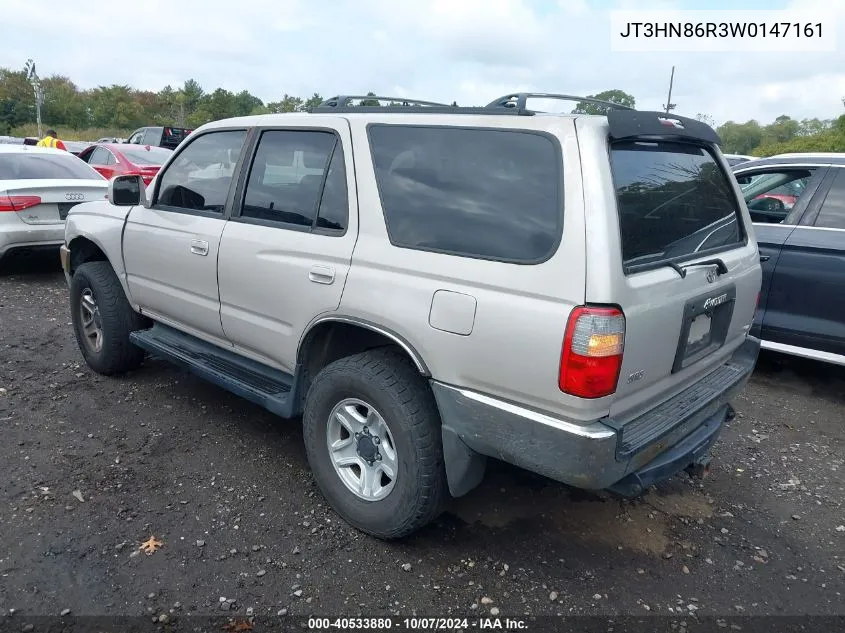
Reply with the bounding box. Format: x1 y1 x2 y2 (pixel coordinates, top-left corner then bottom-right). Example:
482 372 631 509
60 93 762 539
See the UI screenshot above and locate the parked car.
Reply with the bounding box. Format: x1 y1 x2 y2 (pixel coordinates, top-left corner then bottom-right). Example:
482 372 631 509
724 153 758 167
77 143 173 186
733 154 845 366
60 93 761 538
125 126 193 150
0 145 107 262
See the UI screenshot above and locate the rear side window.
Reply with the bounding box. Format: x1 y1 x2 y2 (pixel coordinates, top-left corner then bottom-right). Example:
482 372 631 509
610 141 743 271
368 125 562 263
241 129 347 231
0 153 104 180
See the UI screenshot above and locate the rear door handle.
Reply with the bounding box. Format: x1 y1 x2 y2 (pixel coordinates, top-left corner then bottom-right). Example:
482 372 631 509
190 239 209 256
759 255 770 262
309 265 335 285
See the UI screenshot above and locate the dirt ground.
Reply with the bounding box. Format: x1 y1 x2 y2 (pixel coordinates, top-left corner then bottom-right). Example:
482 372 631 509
1 251 843 629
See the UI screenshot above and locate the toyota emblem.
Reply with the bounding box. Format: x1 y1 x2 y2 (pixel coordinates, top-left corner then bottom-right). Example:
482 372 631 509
65 193 84 201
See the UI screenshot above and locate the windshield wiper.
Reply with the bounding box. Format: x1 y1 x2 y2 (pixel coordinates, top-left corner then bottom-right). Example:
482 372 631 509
680 258 729 278
661 258 729 279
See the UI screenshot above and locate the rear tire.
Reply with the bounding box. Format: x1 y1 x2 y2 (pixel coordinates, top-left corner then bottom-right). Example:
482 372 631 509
70 261 148 375
302 348 447 539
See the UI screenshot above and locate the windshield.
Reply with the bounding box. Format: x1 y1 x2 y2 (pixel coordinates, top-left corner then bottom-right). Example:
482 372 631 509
120 146 172 166
0 152 105 180
610 140 743 269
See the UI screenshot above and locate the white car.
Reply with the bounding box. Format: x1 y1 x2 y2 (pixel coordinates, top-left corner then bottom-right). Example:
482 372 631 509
0 145 108 261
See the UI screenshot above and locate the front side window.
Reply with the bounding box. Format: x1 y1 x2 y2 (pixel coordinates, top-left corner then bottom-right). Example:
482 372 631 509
368 125 561 262
156 130 246 213
610 141 743 270
241 130 347 231
735 168 818 225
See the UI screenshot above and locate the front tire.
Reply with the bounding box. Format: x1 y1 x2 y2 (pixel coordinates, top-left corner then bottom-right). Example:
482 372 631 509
302 348 447 539
69 261 148 375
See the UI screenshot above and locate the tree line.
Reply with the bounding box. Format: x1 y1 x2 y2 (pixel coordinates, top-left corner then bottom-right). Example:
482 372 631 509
2 67 843 156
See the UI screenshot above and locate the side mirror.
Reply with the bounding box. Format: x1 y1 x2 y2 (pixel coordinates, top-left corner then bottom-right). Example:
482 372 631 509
108 175 147 206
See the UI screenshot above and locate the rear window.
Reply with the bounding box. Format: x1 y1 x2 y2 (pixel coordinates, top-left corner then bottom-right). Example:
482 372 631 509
368 125 562 263
610 141 743 270
0 152 104 180
120 146 172 166
163 128 192 147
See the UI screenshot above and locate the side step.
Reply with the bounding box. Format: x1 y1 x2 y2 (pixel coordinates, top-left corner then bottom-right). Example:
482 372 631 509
130 324 298 418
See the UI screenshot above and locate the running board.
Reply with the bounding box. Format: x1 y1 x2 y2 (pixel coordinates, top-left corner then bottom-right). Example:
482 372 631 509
130 324 299 418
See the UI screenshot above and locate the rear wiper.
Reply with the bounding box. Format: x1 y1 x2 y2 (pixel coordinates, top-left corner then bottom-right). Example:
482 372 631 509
664 258 729 279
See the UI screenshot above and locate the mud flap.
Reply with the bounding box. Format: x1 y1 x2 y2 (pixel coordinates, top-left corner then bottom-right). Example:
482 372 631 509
442 426 487 498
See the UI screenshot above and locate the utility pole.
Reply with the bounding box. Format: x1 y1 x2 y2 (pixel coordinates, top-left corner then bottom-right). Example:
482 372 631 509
24 59 43 138
663 65 676 113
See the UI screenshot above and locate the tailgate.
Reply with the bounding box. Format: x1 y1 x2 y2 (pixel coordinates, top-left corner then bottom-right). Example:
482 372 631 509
577 112 761 421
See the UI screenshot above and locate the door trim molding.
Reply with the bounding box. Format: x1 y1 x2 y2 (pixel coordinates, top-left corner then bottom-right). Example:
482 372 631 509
761 340 845 366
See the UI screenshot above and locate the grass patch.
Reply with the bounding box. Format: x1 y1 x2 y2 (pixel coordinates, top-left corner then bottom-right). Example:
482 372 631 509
9 125 132 142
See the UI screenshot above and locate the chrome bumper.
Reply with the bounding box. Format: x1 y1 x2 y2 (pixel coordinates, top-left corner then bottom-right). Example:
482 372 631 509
432 336 760 496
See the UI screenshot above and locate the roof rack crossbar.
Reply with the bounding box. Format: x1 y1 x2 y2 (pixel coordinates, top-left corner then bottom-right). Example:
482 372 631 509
319 95 451 108
486 92 635 112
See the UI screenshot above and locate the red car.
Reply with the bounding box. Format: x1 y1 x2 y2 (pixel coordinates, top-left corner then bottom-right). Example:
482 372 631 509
77 143 173 186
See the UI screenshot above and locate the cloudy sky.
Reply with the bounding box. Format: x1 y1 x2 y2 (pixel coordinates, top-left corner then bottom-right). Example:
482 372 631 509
2 0 843 125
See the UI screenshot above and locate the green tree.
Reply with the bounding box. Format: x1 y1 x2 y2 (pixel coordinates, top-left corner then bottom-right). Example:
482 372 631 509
88 85 145 129
753 114 845 156
180 78 204 117
0 67 33 133
234 90 263 117
571 89 635 115
760 115 800 145
797 117 831 137
40 76 89 128
716 120 763 155
303 93 323 110
359 91 381 107
267 93 303 113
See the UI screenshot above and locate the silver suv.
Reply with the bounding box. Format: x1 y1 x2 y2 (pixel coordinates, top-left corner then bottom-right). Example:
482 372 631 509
60 93 762 539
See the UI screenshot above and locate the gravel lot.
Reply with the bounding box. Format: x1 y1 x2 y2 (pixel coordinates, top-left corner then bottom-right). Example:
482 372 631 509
1 251 843 627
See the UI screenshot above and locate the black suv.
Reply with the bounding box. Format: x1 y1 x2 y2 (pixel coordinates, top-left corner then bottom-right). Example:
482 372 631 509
125 126 193 149
733 154 845 366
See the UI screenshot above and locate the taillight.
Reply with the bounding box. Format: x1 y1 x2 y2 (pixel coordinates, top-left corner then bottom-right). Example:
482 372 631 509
559 306 626 399
0 195 42 212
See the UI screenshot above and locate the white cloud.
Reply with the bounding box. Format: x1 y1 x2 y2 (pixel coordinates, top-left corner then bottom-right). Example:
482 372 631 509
1 0 842 125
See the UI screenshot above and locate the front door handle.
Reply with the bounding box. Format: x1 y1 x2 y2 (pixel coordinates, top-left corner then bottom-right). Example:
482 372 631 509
759 255 770 262
309 265 335 285
190 239 209 256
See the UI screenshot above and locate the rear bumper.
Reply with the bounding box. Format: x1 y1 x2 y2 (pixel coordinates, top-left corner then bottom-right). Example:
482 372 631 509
0 219 64 259
432 336 760 496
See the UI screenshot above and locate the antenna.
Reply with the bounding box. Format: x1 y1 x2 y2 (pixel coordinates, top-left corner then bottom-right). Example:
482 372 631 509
663 66 676 114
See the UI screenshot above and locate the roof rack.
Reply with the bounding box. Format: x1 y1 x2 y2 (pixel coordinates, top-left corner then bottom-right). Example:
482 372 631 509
309 94 526 116
486 93 635 114
317 95 451 108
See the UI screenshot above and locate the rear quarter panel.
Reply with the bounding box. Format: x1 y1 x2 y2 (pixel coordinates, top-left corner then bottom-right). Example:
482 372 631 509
340 114 593 421
64 200 136 308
